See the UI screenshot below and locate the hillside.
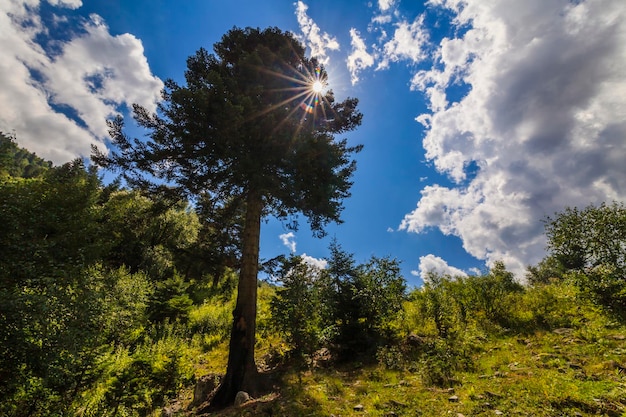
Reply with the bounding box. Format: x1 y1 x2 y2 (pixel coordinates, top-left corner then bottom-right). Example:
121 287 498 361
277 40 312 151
1 146 625 417
165 280 626 417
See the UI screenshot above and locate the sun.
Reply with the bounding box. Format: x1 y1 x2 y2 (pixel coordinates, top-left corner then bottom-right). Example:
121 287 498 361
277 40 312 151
312 80 324 94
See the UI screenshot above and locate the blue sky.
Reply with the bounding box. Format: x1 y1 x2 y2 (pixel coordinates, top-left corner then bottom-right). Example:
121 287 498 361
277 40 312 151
2 0 625 287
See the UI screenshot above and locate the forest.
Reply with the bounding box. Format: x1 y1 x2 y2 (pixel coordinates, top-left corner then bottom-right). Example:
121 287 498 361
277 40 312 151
2 26 626 417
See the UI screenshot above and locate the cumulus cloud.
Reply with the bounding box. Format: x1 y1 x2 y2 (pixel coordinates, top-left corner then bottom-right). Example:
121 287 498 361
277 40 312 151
47 0 82 9
378 15 429 69
378 0 396 12
294 1 340 65
413 254 467 281
301 253 328 270
279 232 297 253
347 28 375 85
344 7 430 83
401 0 626 278
0 0 162 164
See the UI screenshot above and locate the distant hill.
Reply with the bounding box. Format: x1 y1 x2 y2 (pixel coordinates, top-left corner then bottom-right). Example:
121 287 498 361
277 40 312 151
0 131 53 178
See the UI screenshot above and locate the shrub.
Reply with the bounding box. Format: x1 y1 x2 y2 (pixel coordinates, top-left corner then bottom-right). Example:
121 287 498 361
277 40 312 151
544 201 626 321
320 242 407 358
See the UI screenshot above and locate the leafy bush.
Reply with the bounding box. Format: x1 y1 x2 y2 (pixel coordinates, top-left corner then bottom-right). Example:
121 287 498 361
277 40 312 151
77 323 196 417
544 201 626 321
321 243 407 358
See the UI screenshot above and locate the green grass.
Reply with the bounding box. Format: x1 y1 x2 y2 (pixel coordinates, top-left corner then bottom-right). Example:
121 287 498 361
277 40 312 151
164 281 626 417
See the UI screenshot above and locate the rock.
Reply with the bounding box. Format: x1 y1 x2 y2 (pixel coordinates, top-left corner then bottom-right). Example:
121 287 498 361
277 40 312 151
312 347 332 368
603 360 626 371
484 391 503 399
407 333 428 347
234 391 252 406
388 399 408 408
190 374 221 408
494 410 504 415
353 404 365 412
162 403 182 417
448 395 459 402
552 327 573 335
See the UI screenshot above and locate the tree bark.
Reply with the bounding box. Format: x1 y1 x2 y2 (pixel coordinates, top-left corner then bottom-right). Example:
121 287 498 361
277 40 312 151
207 189 262 409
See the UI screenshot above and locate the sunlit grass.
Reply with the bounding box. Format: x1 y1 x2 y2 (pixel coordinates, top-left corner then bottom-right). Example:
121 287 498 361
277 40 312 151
171 279 626 417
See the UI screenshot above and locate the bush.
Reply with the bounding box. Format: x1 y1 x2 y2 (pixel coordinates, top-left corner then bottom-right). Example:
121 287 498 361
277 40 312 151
323 245 407 358
77 323 196 417
544 201 626 321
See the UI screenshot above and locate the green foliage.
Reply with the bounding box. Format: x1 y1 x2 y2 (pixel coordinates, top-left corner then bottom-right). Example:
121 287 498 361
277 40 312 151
409 262 523 339
0 131 52 178
78 323 196 417
95 266 154 346
544 201 626 320
291 242 408 359
94 26 363 236
148 273 194 323
101 190 200 280
268 244 406 364
0 161 105 415
188 292 234 349
270 255 324 367
525 254 567 285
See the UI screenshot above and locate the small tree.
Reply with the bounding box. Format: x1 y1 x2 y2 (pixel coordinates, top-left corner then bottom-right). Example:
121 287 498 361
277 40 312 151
322 242 406 357
270 255 324 369
544 202 626 320
93 27 362 407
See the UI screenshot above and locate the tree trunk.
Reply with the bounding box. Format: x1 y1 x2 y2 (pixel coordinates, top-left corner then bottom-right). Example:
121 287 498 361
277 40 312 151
207 189 262 409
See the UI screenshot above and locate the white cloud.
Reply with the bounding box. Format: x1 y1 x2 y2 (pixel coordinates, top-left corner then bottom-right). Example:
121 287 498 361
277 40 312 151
0 1 162 164
301 253 328 270
378 15 429 69
46 0 82 9
294 1 340 65
345 5 430 84
401 0 626 278
371 14 392 25
347 28 375 85
413 254 467 281
279 232 297 253
378 0 396 12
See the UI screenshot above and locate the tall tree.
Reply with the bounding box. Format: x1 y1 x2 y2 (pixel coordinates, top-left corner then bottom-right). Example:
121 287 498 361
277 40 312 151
93 26 362 407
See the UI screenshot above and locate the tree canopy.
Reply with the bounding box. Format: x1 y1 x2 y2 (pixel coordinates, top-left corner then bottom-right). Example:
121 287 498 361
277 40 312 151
94 27 362 233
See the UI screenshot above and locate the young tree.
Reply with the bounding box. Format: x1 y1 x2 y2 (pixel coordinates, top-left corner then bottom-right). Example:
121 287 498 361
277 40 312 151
544 202 626 319
93 27 362 407
320 241 406 357
270 255 324 369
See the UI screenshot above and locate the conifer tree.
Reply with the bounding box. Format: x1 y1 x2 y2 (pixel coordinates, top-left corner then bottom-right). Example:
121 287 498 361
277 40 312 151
93 26 362 407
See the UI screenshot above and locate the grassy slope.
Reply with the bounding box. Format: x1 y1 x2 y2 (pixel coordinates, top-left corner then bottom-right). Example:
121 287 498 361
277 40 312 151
173 282 626 417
